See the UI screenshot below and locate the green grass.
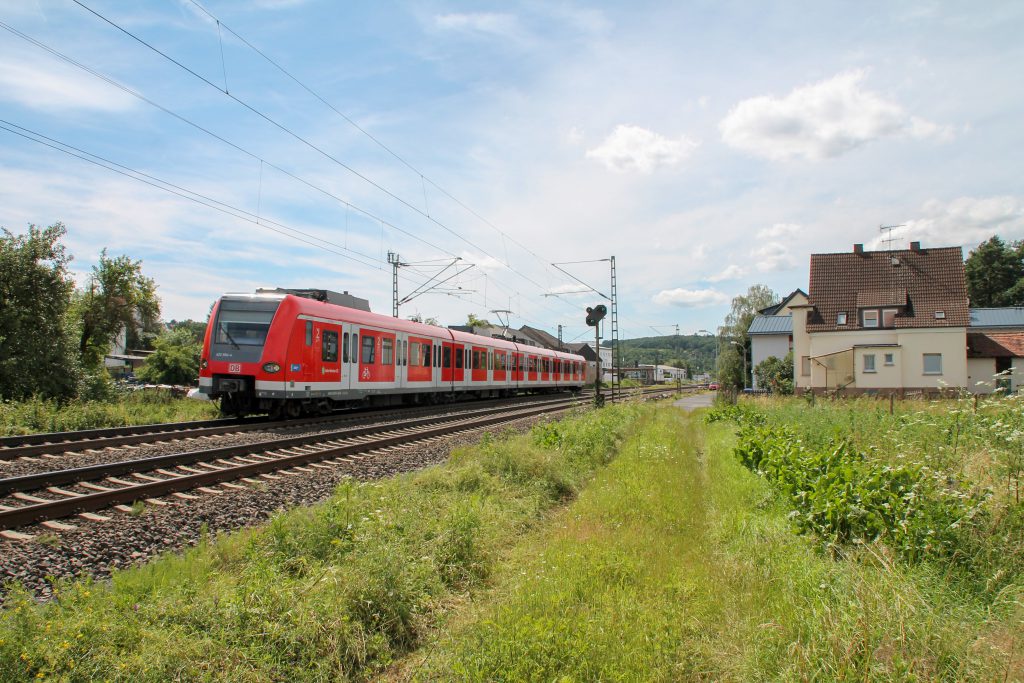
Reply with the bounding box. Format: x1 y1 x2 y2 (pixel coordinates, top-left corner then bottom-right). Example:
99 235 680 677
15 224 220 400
2 401 1020 681
409 406 1021 681
0 404 636 681
0 390 220 436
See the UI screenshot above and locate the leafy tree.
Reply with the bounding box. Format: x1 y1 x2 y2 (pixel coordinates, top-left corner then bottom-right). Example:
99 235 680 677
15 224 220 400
754 353 794 394
0 223 79 399
965 236 1024 306
138 328 201 385
75 250 161 369
466 313 492 328
717 284 777 389
167 319 209 345
407 313 440 326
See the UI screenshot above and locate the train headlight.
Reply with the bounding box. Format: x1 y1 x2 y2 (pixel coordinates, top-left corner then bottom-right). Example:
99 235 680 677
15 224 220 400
200 358 209 369
262 362 281 373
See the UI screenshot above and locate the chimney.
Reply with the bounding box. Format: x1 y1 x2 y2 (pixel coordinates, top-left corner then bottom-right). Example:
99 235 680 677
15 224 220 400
853 243 864 255
909 241 921 252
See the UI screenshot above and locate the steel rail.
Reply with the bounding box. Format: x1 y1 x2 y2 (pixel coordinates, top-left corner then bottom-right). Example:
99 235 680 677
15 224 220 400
0 392 583 460
0 397 574 496
0 398 580 529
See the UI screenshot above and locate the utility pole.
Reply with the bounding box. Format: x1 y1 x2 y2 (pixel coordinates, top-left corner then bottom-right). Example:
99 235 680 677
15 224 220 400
387 251 405 318
557 324 563 350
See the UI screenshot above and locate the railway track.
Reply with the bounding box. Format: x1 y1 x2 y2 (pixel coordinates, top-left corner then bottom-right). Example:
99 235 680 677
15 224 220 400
0 394 577 461
0 396 584 533
0 386 688 461
0 386 686 535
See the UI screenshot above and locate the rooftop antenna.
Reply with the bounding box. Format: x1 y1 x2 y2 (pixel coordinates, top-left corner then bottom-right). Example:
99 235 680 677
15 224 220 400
879 224 904 251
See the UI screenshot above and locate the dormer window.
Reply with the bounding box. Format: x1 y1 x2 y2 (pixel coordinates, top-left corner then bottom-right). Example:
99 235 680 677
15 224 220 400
882 308 898 327
836 312 847 325
934 311 945 319
862 310 879 328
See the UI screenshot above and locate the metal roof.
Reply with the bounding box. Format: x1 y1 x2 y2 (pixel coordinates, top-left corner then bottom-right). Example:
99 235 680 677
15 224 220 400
748 315 793 335
969 307 1024 328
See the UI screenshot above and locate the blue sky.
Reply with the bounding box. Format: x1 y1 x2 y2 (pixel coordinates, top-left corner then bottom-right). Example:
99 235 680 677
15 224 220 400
1 1 1022 343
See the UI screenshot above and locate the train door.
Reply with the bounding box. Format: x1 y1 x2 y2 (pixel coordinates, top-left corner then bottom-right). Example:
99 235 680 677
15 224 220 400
286 319 316 390
453 343 465 384
441 342 454 384
471 346 487 384
314 321 341 388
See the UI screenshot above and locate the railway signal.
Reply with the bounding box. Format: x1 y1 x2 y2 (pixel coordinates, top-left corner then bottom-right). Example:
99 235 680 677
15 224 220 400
586 305 608 407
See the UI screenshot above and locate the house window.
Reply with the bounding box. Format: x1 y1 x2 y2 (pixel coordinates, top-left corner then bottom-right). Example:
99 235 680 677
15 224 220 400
884 353 894 366
863 354 876 373
923 353 942 375
862 310 879 328
801 356 811 376
836 312 847 325
882 308 898 327
935 311 946 319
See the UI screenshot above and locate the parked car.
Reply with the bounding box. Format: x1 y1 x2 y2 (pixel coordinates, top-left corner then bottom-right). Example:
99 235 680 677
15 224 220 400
708 383 720 391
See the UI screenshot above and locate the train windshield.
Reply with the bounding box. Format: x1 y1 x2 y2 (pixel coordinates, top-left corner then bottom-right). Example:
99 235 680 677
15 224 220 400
213 300 280 350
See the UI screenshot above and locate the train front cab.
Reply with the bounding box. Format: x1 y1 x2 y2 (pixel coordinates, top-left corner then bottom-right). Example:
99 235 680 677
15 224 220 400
199 293 286 415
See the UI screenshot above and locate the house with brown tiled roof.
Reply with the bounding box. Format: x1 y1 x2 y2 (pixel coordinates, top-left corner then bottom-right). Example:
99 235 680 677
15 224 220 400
792 241 970 395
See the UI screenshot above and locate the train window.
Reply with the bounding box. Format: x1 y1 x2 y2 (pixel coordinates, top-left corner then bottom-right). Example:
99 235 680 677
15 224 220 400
343 332 349 362
305 321 313 346
455 348 463 369
361 334 376 364
402 340 408 366
443 346 451 368
322 330 338 363
382 338 394 365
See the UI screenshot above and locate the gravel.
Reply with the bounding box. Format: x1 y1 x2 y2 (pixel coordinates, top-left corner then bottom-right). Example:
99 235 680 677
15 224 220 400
0 412 556 601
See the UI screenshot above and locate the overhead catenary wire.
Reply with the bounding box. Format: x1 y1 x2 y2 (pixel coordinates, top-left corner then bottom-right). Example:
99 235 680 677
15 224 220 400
3 8 593 331
61 4 588 327
0 20 460 262
70 0 556 293
184 0 569 286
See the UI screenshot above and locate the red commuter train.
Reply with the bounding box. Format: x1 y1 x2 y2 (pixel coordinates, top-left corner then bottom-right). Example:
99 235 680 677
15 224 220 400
198 289 589 417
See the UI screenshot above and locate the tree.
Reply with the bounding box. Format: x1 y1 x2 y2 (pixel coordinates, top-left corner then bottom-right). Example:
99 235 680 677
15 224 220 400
0 223 79 399
166 319 208 345
137 328 201 385
466 313 492 328
965 236 1024 307
754 353 794 394
717 284 777 389
75 250 161 369
407 313 440 326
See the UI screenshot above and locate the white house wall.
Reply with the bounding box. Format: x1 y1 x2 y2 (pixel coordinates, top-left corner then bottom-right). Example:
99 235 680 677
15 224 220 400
797 327 968 391
751 334 791 389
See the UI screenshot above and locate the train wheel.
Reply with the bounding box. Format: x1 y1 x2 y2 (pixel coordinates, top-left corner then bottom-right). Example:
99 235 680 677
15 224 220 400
316 399 332 416
269 402 285 421
286 401 302 419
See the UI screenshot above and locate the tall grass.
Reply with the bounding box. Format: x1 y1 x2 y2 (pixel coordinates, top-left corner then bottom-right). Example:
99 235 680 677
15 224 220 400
0 404 637 681
414 407 1021 681
0 390 220 436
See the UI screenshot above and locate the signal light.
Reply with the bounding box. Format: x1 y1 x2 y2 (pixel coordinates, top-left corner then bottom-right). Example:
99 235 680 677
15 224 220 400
585 304 607 327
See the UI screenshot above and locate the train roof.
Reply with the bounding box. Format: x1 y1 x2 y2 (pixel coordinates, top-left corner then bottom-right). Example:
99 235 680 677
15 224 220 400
231 293 584 360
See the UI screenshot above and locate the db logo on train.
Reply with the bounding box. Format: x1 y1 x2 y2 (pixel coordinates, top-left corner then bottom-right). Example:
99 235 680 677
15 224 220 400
229 363 241 374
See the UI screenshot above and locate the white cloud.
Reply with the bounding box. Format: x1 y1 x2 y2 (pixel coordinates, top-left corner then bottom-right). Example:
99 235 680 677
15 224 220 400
459 251 506 273
0 56 136 112
719 70 952 161
586 124 698 173
565 126 584 146
866 196 1024 250
707 264 746 282
757 222 802 239
434 12 520 38
752 242 799 272
653 288 730 308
